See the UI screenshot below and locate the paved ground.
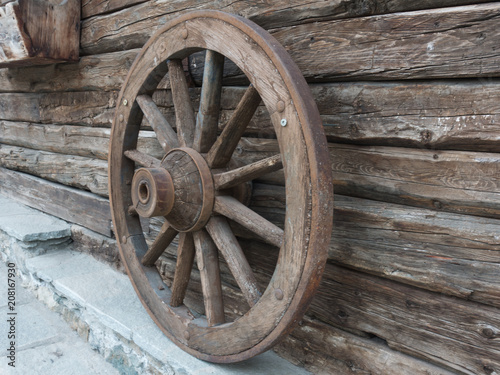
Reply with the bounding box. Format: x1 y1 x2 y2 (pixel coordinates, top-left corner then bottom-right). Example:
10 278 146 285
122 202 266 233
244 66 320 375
0 261 120 375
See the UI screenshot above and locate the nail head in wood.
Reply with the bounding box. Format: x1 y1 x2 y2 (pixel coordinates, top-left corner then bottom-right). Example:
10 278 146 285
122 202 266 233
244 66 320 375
280 119 287 127
275 288 284 300
122 99 128 106
277 100 285 112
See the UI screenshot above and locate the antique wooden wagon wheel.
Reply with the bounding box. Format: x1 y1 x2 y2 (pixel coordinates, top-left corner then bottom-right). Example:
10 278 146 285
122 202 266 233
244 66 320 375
109 10 333 362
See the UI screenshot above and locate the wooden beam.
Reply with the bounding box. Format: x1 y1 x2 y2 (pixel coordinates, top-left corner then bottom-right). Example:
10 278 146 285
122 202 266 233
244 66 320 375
0 0 80 68
0 145 109 197
2 81 500 152
312 264 500 375
250 185 500 308
80 3 500 81
0 49 139 93
3 138 500 219
0 168 112 236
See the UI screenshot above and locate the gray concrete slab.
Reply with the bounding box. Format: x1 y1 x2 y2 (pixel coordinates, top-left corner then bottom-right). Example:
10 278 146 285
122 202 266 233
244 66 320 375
0 262 119 375
26 250 310 375
0 198 70 242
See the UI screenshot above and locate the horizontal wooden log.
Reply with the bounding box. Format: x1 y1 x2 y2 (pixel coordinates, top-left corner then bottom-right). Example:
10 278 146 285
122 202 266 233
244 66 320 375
2 81 499 152
240 139 500 219
0 49 138 93
3 131 500 219
81 0 488 22
311 264 500 374
4 79 499 151
0 0 80 68
82 0 148 19
0 145 109 197
0 168 112 236
80 3 500 81
0 91 118 126
315 80 500 151
0 122 163 160
251 185 500 308
276 318 456 375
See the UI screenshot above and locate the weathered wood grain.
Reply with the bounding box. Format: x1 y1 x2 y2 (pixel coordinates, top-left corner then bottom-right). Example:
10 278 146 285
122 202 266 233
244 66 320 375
82 0 148 19
273 4 500 81
2 80 499 151
0 145 109 196
0 49 138 93
276 318 456 375
0 122 162 160
0 0 80 67
314 80 500 151
157 226 500 374
251 185 500 308
81 0 489 21
80 3 500 80
312 265 500 375
331 144 500 219
0 168 112 236
3 131 500 219
237 139 500 219
0 91 118 126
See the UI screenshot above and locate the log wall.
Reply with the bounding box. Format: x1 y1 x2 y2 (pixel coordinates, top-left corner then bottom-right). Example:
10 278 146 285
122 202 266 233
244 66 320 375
1 1 499 373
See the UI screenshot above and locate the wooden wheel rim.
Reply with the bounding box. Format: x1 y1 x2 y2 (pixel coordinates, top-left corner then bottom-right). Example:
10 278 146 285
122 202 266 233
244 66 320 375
109 10 333 362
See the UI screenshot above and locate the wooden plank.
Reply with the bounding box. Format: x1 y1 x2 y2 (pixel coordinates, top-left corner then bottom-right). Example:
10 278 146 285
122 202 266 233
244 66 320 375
330 144 500 219
80 0 488 22
235 139 500 219
0 145 109 197
0 0 80 67
0 91 118 126
0 168 112 236
251 185 500 308
0 49 138 93
80 3 500 80
311 264 500 375
273 3 500 81
82 0 148 19
0 122 162 161
3 131 500 219
80 0 492 56
276 318 456 375
314 81 500 151
3 80 500 151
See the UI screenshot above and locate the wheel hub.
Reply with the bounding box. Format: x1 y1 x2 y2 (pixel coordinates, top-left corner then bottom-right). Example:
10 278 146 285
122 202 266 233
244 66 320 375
131 147 215 232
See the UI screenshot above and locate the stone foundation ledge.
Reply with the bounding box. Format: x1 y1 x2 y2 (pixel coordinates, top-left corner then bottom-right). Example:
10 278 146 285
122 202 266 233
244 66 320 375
0 195 309 375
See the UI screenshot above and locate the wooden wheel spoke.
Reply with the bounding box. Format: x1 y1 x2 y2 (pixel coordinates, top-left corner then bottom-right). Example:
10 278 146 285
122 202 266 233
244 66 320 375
136 95 179 152
168 59 196 148
205 216 261 307
214 195 283 248
213 154 283 190
193 230 225 326
142 221 178 266
193 50 225 153
124 149 162 168
207 85 261 168
170 233 196 307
